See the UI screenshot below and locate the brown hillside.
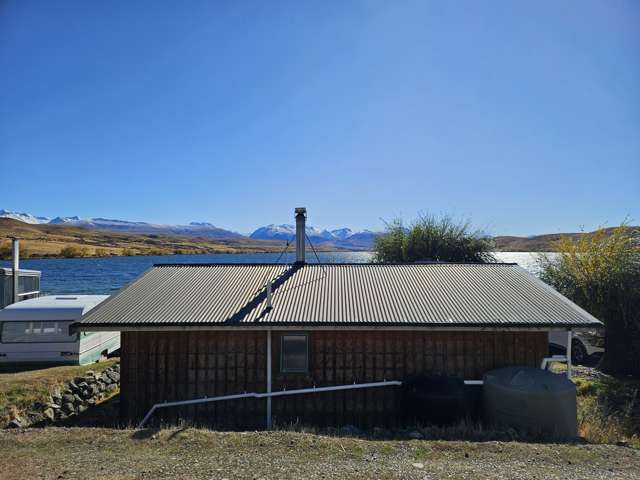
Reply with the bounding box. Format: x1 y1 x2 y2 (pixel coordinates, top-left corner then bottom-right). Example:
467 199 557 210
0 218 312 259
493 226 639 252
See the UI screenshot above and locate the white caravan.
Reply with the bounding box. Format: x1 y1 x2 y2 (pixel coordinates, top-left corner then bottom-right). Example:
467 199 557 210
0 295 118 365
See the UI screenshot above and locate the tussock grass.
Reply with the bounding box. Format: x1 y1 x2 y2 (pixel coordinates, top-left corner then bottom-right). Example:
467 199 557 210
0 360 117 426
576 376 639 447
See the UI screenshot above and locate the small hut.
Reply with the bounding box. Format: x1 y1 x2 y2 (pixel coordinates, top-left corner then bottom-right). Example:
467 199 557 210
75 208 601 428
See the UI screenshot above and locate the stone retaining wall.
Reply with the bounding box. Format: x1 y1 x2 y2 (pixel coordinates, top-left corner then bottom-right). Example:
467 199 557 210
8 362 120 428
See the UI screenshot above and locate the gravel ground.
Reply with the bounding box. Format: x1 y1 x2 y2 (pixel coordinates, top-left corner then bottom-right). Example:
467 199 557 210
0 427 638 480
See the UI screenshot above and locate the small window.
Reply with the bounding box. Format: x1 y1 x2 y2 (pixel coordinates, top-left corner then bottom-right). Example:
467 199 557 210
281 334 308 373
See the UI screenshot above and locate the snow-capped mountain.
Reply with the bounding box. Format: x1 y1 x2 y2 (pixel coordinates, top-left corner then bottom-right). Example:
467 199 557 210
250 224 381 250
250 224 336 243
249 224 296 241
330 228 354 240
336 230 380 250
64 217 243 239
1 210 242 240
49 216 83 224
0 209 50 224
1 209 382 249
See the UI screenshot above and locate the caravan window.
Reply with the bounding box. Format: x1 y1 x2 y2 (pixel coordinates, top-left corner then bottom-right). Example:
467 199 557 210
1 321 77 343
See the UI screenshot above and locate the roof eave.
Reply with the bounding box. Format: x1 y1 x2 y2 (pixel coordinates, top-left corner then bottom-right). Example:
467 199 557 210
72 321 601 333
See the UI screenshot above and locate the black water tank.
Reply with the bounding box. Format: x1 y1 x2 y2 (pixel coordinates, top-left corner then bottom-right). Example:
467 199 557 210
401 375 465 425
483 367 577 439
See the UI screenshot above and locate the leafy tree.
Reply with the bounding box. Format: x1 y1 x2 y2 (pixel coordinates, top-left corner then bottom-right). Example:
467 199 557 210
374 214 495 263
539 225 640 375
0 241 12 260
60 245 86 258
0 241 29 260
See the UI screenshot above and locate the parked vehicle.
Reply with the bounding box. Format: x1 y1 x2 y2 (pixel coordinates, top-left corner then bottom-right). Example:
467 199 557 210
548 328 605 364
0 295 118 365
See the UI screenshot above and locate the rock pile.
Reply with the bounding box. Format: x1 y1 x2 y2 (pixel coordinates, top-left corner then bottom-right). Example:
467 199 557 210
8 363 120 429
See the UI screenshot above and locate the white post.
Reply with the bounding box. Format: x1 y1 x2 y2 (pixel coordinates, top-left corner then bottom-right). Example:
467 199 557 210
566 330 572 379
266 330 272 429
12 238 19 304
266 281 272 309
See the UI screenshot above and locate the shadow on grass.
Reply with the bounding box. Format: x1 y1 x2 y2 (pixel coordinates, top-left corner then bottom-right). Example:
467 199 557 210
0 363 75 374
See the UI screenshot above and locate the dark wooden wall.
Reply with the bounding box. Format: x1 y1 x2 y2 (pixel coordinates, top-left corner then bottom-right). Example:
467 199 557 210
121 330 548 428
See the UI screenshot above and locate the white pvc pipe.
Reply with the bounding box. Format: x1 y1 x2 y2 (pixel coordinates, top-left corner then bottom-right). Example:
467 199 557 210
540 355 568 371
566 330 572 379
138 380 402 428
463 380 483 385
17 290 40 297
136 377 488 428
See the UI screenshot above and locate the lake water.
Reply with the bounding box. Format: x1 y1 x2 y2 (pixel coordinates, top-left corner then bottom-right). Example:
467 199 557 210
0 251 549 296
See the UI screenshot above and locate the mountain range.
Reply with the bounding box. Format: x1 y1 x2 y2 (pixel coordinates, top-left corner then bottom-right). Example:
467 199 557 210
0 209 381 250
1 210 634 256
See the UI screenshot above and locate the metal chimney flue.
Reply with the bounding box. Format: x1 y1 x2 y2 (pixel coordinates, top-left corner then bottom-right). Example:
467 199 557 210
295 207 306 264
12 238 19 304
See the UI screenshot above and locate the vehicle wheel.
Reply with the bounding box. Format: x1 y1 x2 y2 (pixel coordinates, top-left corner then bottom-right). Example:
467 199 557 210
571 340 588 365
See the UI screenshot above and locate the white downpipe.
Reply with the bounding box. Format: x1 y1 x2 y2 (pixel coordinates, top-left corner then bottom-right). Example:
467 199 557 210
266 330 272 429
566 330 572 379
137 378 486 428
138 380 402 428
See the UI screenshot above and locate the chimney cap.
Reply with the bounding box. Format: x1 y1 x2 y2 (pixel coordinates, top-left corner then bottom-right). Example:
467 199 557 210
295 207 307 216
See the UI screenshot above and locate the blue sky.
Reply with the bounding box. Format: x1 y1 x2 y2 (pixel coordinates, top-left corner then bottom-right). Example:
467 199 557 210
1 1 638 235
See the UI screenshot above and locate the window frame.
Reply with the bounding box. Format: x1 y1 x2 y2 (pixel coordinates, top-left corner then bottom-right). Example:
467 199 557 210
280 333 309 373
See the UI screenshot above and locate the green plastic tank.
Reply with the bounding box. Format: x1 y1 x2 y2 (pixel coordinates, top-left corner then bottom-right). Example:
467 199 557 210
483 367 577 439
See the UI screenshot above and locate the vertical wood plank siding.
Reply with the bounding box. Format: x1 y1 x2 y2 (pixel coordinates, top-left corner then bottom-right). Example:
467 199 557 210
121 330 548 428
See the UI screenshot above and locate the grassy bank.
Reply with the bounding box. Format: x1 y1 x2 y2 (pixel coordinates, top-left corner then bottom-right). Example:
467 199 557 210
0 360 117 426
1 427 639 480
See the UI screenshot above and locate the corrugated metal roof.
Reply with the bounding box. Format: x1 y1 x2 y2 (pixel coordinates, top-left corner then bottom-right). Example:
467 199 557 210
76 263 602 329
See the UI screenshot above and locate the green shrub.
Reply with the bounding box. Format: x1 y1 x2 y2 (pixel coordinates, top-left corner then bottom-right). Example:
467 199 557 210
539 224 640 375
374 214 495 263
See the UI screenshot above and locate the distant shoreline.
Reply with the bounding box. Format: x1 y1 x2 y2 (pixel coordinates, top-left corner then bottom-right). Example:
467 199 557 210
1 248 354 261
2 217 635 260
